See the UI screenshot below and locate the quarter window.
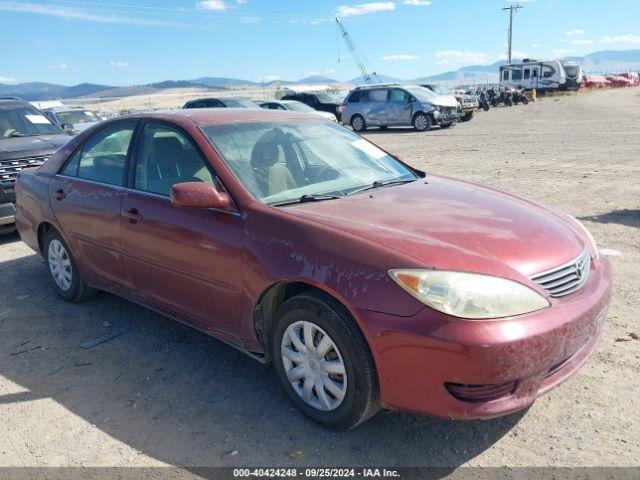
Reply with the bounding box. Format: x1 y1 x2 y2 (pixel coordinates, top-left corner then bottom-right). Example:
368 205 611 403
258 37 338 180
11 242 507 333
65 122 135 186
134 123 216 197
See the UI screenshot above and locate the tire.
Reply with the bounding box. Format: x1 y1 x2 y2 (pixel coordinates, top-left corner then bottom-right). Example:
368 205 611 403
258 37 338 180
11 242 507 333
462 111 474 122
379 126 388 130
350 115 366 132
482 101 490 112
440 123 453 129
44 229 98 302
271 292 380 430
412 112 431 132
521 96 529 105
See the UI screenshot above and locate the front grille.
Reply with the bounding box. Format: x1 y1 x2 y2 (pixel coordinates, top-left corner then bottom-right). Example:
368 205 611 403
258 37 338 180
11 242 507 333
530 249 591 297
0 155 49 186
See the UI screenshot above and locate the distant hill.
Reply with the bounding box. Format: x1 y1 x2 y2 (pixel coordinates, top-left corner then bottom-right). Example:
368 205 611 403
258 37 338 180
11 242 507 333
3 49 638 101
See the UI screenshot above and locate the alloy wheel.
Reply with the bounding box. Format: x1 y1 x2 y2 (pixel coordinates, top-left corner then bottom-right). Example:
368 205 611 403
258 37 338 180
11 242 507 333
414 114 429 131
48 239 72 291
280 320 347 411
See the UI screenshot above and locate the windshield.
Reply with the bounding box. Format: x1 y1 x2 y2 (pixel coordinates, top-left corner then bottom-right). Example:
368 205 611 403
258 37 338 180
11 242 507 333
57 110 100 125
0 106 61 139
315 92 341 103
224 99 260 108
404 86 441 103
428 85 451 95
202 120 417 205
284 101 315 113
562 63 579 78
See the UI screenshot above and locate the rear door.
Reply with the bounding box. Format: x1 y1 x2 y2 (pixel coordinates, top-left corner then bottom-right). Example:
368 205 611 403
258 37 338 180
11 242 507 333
362 89 388 126
120 121 244 338
49 121 138 288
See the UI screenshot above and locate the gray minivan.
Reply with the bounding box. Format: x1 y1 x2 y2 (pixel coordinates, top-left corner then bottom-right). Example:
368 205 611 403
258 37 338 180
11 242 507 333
341 84 461 132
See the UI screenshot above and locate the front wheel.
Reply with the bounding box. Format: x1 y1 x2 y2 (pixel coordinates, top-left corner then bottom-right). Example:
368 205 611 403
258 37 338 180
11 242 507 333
521 95 529 105
271 292 380 430
412 112 431 132
350 115 366 132
462 111 474 122
45 230 98 302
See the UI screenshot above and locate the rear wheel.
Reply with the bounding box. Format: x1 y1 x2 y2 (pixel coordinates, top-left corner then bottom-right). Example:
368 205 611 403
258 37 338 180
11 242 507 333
412 112 431 132
271 292 380 430
350 115 366 132
521 95 529 105
45 230 98 302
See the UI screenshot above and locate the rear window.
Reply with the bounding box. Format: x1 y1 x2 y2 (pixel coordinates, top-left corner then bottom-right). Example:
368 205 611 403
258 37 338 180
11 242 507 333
347 91 362 103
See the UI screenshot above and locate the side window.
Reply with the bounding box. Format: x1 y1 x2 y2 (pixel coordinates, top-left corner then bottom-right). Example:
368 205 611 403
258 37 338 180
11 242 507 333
543 66 555 78
366 89 387 102
75 123 135 186
388 89 408 103
512 68 523 81
134 123 216 197
524 69 531 79
502 69 510 81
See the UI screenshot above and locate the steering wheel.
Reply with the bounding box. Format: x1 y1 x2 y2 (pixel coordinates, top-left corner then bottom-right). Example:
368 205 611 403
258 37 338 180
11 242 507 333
312 164 338 183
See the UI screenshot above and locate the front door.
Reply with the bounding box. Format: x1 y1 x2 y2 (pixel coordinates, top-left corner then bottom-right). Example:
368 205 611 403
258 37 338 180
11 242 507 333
49 121 137 288
386 89 413 126
121 121 244 338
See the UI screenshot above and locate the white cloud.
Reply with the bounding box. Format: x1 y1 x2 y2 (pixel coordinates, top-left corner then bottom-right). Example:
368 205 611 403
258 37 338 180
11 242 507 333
239 16 261 23
49 63 68 70
566 29 585 36
381 54 420 61
499 50 529 61
553 48 573 58
0 1 181 27
403 0 431 6
531 44 540 48
337 2 395 17
570 39 593 46
236 0 246 3
109 61 129 67
0 75 16 83
600 34 640 45
196 0 227 10
324 68 336 75
435 50 490 65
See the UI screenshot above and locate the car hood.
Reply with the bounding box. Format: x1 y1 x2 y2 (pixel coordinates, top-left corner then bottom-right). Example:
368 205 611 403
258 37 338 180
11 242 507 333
0 134 69 157
311 111 337 120
431 94 460 108
281 176 585 281
71 121 99 132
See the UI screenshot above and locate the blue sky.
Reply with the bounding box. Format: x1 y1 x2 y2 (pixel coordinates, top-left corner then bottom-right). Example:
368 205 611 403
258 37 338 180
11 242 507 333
1 0 639 85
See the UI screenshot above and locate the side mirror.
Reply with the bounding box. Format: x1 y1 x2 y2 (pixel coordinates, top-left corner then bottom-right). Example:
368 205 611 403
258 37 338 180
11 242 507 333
170 182 232 210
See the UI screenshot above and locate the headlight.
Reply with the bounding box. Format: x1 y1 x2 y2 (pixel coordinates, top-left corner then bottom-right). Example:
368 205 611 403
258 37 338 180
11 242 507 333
566 214 598 260
389 270 549 319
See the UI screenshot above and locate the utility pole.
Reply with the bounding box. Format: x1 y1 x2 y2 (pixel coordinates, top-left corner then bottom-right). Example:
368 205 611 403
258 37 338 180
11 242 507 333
502 4 523 64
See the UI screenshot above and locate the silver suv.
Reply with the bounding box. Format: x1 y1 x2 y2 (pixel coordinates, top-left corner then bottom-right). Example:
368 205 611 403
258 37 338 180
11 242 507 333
341 84 462 132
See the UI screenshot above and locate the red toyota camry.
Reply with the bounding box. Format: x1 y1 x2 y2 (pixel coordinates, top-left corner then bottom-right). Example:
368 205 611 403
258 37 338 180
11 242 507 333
15 109 611 429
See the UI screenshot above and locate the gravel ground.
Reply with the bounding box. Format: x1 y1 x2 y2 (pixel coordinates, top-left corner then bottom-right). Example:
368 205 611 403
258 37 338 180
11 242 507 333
0 88 638 473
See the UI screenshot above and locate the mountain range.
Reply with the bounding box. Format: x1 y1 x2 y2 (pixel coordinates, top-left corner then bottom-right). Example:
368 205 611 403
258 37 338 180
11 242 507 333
2 49 639 101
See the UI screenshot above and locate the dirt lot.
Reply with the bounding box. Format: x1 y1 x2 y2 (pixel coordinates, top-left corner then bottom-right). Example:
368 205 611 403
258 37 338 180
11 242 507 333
0 88 638 473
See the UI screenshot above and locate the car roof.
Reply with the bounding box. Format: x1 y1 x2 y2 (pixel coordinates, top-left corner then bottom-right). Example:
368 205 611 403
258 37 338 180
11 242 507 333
44 106 88 112
123 108 321 126
0 99 35 110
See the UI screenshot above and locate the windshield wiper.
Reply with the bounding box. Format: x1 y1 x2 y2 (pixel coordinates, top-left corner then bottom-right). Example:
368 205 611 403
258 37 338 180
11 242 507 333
271 194 341 207
347 178 417 196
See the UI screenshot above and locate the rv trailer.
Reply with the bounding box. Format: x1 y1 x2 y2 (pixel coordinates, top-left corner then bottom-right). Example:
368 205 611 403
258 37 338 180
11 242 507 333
500 59 581 91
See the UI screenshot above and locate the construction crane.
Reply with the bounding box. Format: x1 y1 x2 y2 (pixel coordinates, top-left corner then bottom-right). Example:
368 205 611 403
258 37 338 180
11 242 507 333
336 17 379 84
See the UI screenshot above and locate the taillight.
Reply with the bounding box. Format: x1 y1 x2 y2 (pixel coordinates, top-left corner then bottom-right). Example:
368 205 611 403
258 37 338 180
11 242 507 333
338 103 346 112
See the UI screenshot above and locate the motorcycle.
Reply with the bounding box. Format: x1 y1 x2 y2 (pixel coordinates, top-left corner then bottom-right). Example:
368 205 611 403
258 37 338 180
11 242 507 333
512 88 530 105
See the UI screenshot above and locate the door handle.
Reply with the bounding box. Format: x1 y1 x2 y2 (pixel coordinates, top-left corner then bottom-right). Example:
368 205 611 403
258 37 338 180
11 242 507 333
123 207 143 223
54 188 66 200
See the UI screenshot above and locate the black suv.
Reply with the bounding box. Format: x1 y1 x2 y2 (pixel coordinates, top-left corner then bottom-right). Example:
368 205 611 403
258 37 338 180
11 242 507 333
0 99 69 233
280 92 343 121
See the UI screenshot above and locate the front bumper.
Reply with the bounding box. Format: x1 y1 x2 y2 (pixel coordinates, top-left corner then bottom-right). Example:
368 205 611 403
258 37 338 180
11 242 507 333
358 257 612 419
433 109 462 125
0 185 17 225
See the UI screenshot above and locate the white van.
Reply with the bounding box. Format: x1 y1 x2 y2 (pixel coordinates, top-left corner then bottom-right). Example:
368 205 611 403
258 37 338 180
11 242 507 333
500 60 569 91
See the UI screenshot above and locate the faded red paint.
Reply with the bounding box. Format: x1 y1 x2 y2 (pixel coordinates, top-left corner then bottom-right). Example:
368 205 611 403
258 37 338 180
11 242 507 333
15 109 612 419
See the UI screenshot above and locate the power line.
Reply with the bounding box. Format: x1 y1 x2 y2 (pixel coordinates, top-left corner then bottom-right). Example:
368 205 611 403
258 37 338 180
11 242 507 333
502 3 523 64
